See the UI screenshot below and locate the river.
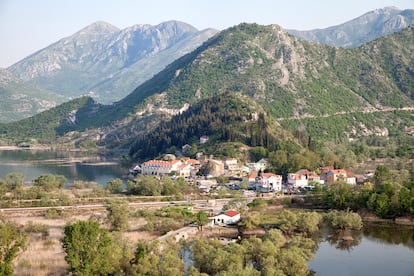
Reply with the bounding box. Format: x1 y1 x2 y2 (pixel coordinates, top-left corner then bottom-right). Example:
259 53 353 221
0 149 126 186
308 223 414 276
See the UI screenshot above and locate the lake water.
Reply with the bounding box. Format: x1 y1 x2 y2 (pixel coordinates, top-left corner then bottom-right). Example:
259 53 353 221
0 149 126 186
308 223 414 276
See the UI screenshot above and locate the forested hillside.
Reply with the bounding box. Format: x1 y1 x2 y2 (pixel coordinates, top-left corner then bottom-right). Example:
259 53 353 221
129 93 296 160
0 23 413 160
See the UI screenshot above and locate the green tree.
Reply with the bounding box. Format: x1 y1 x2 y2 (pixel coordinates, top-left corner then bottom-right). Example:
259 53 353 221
0 219 27 275
373 165 391 187
296 211 322 234
399 186 414 215
249 147 267 162
107 200 130 231
127 176 162 196
239 212 261 230
276 209 298 234
196 211 209 231
106 178 123 194
323 181 352 209
62 220 115 275
4 172 24 191
264 229 286 248
324 210 362 230
277 246 309 276
33 174 66 191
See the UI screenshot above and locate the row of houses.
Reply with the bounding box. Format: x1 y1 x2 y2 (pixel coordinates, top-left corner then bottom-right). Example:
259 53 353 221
131 157 270 177
131 157 374 192
246 166 374 193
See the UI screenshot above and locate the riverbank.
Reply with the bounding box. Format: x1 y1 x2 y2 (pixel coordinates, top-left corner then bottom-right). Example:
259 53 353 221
358 210 414 226
0 145 97 152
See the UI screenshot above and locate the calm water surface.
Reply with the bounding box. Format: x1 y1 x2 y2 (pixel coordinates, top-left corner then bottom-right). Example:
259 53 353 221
0 150 126 186
309 224 414 276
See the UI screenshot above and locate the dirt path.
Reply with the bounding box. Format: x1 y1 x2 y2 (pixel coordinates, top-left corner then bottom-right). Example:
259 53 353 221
276 106 414 121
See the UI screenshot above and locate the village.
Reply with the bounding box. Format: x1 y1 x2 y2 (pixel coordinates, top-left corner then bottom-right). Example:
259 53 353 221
130 136 375 197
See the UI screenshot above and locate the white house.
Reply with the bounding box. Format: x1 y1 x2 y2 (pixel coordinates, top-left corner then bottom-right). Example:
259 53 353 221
208 210 240 226
256 173 282 192
141 160 182 176
246 158 269 172
182 144 192 153
224 158 238 170
296 169 322 184
177 163 192 177
287 173 308 188
200 136 209 144
346 173 357 185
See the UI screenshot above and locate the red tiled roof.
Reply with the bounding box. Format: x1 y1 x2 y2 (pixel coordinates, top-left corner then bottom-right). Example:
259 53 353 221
185 159 200 165
224 210 240 217
177 164 191 169
262 173 281 178
289 173 304 180
330 169 347 175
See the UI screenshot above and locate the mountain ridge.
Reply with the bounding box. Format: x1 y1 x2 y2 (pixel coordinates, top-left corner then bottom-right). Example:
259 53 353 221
8 20 218 103
1 23 412 156
0 69 66 123
287 6 414 48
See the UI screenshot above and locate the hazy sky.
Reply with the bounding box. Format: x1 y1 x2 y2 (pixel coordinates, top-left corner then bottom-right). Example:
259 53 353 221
1 0 413 68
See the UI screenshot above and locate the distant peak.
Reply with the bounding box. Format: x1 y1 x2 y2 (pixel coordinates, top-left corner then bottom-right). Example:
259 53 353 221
78 21 120 34
157 20 198 31
372 6 401 14
382 6 399 11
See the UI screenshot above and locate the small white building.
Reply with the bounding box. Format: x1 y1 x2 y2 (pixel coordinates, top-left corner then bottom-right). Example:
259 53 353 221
224 158 238 170
177 163 192 177
209 210 241 226
256 173 282 192
182 144 192 153
246 158 269 172
200 136 209 144
287 173 308 188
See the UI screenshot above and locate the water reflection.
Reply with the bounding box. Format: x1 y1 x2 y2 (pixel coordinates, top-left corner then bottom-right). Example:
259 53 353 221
363 222 414 250
326 229 362 251
309 223 414 276
0 150 126 186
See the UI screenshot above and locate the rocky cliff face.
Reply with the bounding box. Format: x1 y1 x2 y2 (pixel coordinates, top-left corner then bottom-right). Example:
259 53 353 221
8 21 217 103
287 7 414 48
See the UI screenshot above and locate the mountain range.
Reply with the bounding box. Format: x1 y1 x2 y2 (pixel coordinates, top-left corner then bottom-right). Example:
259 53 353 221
8 21 217 104
0 69 65 123
2 7 413 124
1 20 413 161
288 6 414 48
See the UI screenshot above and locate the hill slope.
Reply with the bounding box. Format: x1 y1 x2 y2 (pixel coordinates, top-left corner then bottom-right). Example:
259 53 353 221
0 69 66 123
288 7 414 48
8 21 217 103
1 23 413 158
128 93 296 160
